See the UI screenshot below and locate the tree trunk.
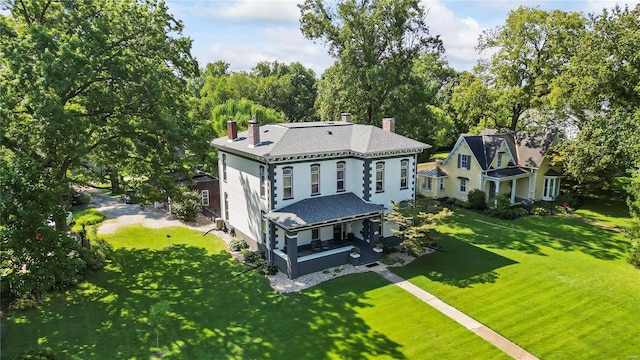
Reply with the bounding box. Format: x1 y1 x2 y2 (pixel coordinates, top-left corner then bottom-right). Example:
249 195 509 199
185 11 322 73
110 168 120 194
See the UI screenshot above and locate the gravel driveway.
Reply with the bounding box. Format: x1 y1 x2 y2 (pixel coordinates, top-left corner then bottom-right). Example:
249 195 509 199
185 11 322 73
81 188 215 235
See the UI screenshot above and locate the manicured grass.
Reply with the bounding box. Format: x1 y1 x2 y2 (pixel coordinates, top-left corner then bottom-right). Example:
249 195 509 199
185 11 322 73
4 225 507 359
572 194 633 230
392 208 640 359
70 208 107 233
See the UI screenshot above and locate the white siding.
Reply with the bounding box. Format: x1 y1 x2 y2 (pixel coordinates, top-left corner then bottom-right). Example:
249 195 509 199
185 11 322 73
219 152 269 245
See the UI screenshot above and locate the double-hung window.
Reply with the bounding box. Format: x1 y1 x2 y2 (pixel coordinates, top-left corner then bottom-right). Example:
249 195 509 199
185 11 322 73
283 167 293 200
400 159 409 189
201 190 209 206
459 178 468 193
259 165 266 198
336 162 345 192
458 154 471 170
375 162 385 193
311 164 320 195
222 154 228 182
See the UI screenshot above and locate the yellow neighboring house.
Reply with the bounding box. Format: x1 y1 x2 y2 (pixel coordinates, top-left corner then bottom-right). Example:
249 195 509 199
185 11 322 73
417 129 562 204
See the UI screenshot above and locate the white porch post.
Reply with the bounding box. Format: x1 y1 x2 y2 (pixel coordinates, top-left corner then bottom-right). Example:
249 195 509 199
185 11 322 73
511 180 517 204
494 180 500 206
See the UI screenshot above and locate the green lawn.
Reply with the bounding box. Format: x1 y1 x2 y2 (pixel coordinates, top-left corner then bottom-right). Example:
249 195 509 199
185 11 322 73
392 209 640 359
572 194 633 230
4 225 507 359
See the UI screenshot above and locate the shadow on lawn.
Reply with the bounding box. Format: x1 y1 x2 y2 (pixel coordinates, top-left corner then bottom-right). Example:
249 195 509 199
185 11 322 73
4 245 404 359
449 210 628 261
395 236 518 288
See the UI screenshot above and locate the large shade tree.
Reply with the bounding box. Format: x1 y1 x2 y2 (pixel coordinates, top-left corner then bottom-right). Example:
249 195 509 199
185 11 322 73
476 6 584 130
300 0 443 124
0 0 197 298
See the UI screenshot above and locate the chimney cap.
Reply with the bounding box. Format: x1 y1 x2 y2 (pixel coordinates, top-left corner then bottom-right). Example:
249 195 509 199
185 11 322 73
249 114 258 124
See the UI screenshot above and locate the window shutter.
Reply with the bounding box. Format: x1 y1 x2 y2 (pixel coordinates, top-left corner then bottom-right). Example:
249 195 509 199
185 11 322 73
457 154 461 168
466 157 471 170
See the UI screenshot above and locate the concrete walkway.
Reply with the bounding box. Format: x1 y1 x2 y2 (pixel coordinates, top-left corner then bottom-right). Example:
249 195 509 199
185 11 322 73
373 268 539 360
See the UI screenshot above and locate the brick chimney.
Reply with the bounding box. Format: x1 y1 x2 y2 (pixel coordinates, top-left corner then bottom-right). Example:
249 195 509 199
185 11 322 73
341 113 352 123
227 117 238 141
248 115 260 147
382 118 395 133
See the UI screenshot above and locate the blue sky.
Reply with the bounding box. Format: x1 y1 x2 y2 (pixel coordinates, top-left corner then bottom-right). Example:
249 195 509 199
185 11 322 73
166 0 639 76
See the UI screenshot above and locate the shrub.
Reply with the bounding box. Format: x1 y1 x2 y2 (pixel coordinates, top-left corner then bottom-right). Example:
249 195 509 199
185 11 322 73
556 192 584 209
9 297 38 311
489 194 514 219
171 185 201 222
532 207 547 216
513 207 529 218
467 189 487 210
260 262 278 275
80 239 113 271
13 349 57 360
243 250 264 264
626 238 640 269
228 238 248 252
74 209 106 227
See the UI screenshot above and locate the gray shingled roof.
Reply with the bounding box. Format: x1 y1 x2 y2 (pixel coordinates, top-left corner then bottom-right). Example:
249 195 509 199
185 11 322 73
211 121 429 160
264 193 385 230
485 167 530 178
456 130 556 171
515 132 556 168
418 166 448 178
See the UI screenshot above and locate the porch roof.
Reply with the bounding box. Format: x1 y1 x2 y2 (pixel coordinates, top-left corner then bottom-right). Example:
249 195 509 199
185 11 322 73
418 166 448 178
265 193 385 231
485 167 531 179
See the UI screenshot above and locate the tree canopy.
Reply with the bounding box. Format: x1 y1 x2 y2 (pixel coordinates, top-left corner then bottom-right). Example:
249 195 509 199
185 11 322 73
0 0 197 299
300 0 443 124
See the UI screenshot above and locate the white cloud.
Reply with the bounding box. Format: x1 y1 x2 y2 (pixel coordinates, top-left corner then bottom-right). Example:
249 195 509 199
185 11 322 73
192 26 334 76
422 0 484 71
195 0 300 24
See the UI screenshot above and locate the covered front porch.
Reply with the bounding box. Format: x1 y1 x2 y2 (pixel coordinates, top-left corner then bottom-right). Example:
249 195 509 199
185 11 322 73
483 168 534 206
264 193 386 279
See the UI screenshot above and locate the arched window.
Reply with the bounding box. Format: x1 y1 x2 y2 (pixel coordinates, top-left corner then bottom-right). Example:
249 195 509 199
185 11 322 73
311 164 320 195
283 167 293 199
400 159 409 189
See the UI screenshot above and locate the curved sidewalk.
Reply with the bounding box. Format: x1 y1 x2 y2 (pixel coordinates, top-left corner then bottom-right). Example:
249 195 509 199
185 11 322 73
373 268 539 360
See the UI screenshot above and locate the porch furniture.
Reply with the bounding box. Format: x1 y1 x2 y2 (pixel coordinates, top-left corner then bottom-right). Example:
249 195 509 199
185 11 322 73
311 240 322 252
322 240 330 249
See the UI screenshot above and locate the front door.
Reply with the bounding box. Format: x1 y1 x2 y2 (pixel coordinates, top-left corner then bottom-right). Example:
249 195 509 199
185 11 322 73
333 224 342 241
489 181 496 198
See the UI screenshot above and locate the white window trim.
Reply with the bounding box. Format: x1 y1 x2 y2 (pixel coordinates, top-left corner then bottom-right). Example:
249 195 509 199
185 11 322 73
336 162 346 192
459 178 468 193
400 159 409 190
201 189 209 206
311 164 320 196
283 167 293 200
375 162 385 193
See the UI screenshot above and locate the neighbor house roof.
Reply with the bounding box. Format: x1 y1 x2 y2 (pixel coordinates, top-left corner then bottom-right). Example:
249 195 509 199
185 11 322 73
418 166 448 178
174 169 217 186
264 192 386 231
449 130 556 171
211 122 430 161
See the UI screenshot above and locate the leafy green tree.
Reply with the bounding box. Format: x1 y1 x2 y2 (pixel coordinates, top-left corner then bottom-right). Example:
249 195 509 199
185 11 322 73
477 6 585 130
253 61 317 122
386 199 452 256
1 0 198 201
300 0 443 124
149 300 172 353
211 99 285 137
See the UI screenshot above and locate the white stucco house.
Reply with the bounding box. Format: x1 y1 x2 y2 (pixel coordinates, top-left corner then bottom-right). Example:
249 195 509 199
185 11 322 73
211 114 430 278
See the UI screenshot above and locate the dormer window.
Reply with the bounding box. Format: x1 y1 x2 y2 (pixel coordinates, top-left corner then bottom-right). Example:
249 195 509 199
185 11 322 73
497 153 503 168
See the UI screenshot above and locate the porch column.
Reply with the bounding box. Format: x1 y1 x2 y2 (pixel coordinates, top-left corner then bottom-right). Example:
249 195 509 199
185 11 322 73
494 180 500 206
285 232 298 279
511 180 517 204
370 218 381 243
